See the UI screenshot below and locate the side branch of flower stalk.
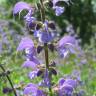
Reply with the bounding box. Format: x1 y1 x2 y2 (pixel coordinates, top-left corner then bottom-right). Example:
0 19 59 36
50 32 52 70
39 0 53 95
40 0 45 22
0 64 17 96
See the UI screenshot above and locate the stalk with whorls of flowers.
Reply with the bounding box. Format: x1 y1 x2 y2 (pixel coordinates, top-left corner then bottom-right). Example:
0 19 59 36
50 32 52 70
13 0 85 96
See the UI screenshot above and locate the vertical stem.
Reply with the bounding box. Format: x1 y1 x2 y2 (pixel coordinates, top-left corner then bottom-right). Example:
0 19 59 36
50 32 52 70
0 65 17 96
44 43 49 69
39 0 53 95
40 0 45 22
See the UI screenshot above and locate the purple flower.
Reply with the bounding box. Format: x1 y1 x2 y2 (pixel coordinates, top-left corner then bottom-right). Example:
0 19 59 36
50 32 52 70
13 1 36 31
39 32 54 43
30 56 40 64
53 6 65 16
36 90 46 96
25 48 40 64
34 21 57 43
39 69 51 88
58 35 76 47
17 37 34 51
28 70 38 79
59 78 65 86
58 47 69 58
59 84 73 96
23 83 38 95
34 30 40 37
13 1 30 15
22 60 37 69
24 9 34 19
43 69 51 88
25 47 36 57
58 78 77 95
64 79 77 88
59 78 77 88
24 83 45 96
34 30 56 43
57 35 78 58
52 0 70 16
58 35 83 58
24 47 40 67
24 9 36 30
17 37 40 67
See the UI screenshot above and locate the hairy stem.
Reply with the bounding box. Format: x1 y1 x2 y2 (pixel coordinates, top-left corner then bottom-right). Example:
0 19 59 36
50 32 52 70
44 43 49 69
39 0 53 95
40 0 45 22
0 64 17 96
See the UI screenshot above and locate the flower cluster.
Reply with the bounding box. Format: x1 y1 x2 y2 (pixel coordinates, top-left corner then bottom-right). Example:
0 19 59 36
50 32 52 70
13 0 85 96
49 0 72 16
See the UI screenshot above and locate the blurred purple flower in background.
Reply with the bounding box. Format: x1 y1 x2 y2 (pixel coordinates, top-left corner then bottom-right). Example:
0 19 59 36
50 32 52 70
64 79 77 88
58 78 77 95
0 21 23 54
71 70 81 82
59 78 65 86
59 84 73 96
0 41 2 53
24 83 45 96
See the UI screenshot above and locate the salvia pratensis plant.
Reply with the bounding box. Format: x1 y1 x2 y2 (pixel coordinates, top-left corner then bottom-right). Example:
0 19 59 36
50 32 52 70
12 0 85 96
